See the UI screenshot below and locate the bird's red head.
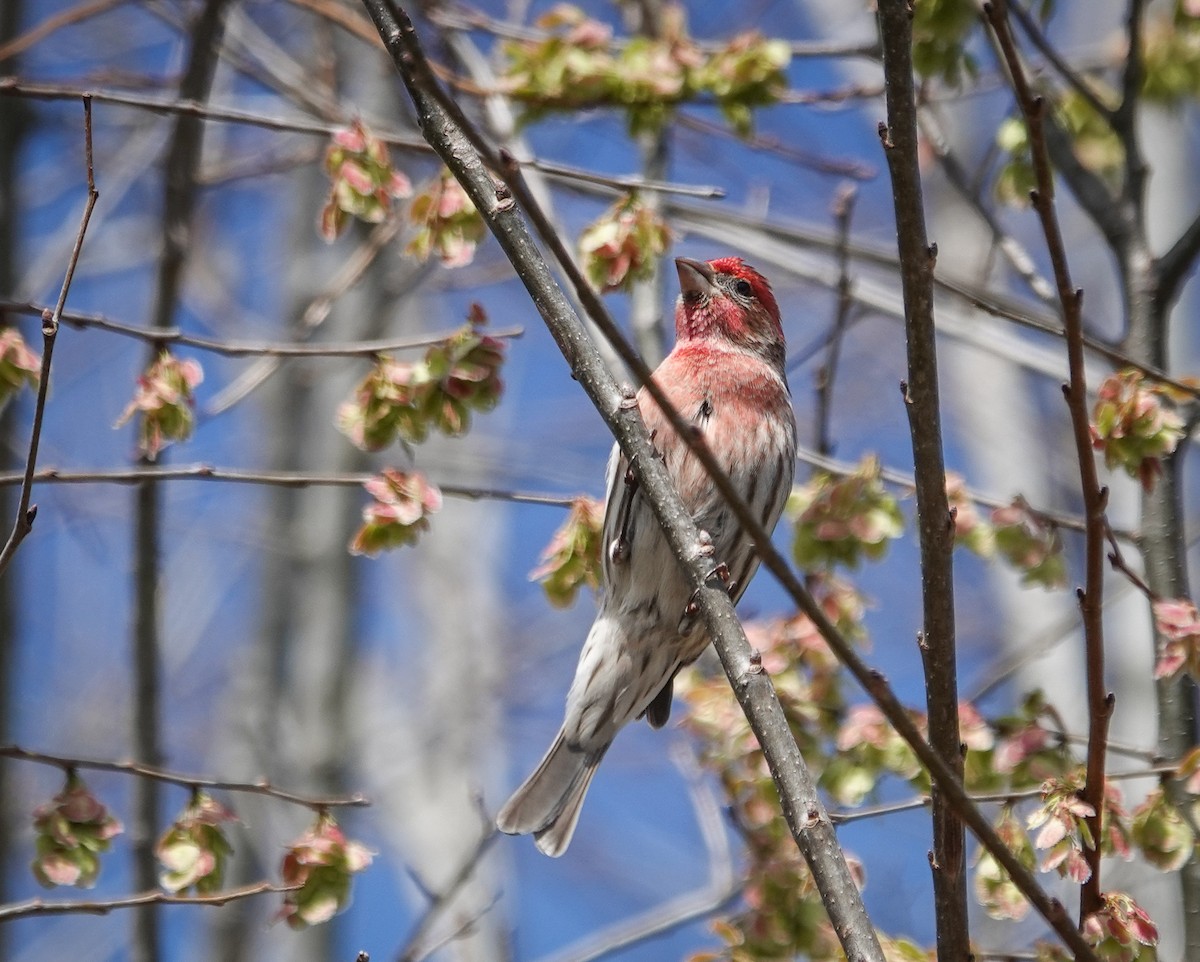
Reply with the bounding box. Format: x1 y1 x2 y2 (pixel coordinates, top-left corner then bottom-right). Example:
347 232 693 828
673 257 785 369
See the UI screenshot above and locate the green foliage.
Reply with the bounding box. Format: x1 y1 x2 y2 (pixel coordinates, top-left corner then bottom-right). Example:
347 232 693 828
320 119 411 241
973 805 1037 921
1130 788 1195 872
994 88 1122 206
0 326 40 409
788 455 904 570
155 792 236 895
114 351 203 461
337 306 505 450
406 171 487 267
529 496 605 606
990 498 1068 589
1141 5 1200 105
1091 369 1185 491
912 0 979 85
500 3 790 137
579 194 672 293
349 470 443 556
277 813 372 929
31 775 122 889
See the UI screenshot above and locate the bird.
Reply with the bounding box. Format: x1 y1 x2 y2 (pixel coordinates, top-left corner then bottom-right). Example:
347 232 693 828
497 256 797 856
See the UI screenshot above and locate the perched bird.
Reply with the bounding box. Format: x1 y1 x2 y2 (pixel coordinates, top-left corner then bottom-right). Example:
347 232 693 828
497 256 797 856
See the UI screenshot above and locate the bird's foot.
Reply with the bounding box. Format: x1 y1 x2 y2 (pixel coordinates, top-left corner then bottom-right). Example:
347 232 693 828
676 564 735 633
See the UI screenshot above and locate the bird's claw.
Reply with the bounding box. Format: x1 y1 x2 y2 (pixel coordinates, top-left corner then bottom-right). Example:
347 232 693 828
705 562 732 589
619 383 638 409
676 564 735 633
677 590 701 635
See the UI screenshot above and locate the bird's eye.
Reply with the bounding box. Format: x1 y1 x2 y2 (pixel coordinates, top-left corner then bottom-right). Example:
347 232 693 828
734 279 754 298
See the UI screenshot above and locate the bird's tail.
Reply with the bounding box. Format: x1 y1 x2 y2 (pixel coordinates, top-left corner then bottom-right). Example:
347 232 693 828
496 729 607 857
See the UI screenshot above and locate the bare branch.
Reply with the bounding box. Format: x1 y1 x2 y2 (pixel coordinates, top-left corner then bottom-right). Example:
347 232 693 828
1007 1 1115 121
917 104 1057 307
876 3 967 957
2 300 523 357
0 78 728 200
0 881 301 923
983 0 1113 924
532 745 741 962
0 464 577 507
0 96 97 578
814 184 857 458
0 743 369 809
0 0 125 64
396 822 497 962
830 762 1181 825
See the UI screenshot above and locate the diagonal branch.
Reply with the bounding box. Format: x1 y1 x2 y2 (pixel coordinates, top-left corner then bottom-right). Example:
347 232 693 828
358 3 885 960
360 3 1101 960
0 96 96 579
984 0 1113 924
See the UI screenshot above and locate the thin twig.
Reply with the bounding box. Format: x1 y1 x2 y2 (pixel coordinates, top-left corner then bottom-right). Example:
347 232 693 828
916 104 1057 307
0 465 578 507
830 762 1181 825
0 743 370 809
0 0 125 64
0 880 301 922
1006 1 1115 121
0 96 97 578
532 744 741 962
813 184 857 457
396 823 498 962
984 0 1112 923
1 301 523 357
1105 524 1155 601
0 78 729 200
675 112 876 181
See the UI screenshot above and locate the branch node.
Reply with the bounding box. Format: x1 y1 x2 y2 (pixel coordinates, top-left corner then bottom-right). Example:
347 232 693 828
494 179 515 212
876 121 893 149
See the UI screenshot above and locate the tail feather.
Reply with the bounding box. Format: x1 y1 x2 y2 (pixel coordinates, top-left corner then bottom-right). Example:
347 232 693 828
496 729 607 857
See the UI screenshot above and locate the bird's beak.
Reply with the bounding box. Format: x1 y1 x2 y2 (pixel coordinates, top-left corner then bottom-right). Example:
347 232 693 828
675 257 715 300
